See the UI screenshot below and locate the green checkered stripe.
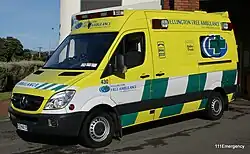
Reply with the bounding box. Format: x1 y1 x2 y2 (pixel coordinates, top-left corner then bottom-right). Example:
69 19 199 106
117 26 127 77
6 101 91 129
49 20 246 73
121 69 237 127
35 83 68 92
16 80 68 92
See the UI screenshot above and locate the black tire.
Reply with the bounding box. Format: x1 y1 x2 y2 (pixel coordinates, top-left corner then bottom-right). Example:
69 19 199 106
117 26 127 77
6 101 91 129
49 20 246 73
203 91 225 120
79 110 115 148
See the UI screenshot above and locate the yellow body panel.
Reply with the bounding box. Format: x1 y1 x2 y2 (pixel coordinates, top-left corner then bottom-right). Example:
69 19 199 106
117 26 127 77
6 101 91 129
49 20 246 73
123 93 235 128
122 99 206 128
135 110 155 125
181 100 202 114
154 108 163 120
228 93 234 103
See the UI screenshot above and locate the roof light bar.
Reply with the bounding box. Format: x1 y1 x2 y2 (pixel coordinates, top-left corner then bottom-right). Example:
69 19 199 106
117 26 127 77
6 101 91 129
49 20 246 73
76 10 124 20
113 10 124 16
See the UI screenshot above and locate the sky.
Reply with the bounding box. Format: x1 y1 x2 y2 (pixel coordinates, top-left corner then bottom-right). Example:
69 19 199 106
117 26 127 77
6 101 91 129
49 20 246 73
0 0 60 51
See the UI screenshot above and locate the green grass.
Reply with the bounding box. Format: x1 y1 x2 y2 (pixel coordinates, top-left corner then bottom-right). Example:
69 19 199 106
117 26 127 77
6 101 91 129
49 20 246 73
0 92 11 101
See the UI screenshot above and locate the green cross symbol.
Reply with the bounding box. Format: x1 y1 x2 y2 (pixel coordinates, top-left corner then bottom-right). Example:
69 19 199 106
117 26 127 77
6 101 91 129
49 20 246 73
210 35 226 55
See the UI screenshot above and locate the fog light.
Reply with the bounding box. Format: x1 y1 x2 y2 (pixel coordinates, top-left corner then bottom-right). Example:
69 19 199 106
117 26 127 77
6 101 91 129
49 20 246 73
69 104 75 111
48 118 58 127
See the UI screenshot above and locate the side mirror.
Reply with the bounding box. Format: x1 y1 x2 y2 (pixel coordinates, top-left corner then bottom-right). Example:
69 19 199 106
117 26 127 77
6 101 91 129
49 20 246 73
116 54 127 74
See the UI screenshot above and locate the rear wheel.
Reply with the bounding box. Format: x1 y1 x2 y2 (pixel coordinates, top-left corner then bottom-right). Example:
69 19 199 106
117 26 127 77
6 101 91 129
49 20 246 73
203 91 225 120
79 110 115 148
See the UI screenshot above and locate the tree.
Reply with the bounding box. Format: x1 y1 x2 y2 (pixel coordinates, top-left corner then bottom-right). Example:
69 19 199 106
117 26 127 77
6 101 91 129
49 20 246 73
0 38 4 49
0 38 7 61
0 37 24 62
0 37 48 62
22 49 32 60
40 52 49 61
5 37 24 62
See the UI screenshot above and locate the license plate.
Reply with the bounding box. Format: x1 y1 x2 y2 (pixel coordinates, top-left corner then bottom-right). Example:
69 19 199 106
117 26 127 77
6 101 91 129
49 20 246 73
17 123 28 132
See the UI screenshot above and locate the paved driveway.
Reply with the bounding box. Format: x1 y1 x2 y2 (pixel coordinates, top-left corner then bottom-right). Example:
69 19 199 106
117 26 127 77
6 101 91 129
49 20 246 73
0 100 249 154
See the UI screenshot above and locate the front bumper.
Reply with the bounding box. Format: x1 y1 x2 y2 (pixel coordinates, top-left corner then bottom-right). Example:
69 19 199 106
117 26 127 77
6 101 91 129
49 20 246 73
8 106 86 137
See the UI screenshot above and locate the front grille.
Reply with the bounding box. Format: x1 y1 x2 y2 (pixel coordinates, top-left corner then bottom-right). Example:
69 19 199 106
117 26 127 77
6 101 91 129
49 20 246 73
11 93 44 111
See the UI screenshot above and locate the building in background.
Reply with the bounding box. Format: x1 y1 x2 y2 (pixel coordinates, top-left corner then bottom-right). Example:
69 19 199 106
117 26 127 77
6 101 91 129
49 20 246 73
60 0 81 44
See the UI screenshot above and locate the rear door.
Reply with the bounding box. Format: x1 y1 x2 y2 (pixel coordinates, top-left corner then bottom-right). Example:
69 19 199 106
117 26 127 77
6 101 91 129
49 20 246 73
146 23 200 120
198 33 238 92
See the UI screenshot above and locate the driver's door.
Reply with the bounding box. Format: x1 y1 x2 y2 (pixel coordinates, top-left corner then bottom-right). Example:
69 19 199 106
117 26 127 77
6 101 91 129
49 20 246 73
105 31 154 127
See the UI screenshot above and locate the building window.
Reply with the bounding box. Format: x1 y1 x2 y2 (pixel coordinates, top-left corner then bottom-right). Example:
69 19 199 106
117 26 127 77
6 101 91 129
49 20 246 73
169 0 174 10
81 0 122 11
161 0 164 9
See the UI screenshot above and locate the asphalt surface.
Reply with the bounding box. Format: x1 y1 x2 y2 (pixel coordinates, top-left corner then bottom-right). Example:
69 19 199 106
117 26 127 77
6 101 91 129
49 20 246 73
0 100 250 154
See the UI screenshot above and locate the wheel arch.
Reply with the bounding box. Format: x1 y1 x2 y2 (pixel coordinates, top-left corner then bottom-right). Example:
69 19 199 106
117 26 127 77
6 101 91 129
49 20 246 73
79 97 122 138
213 87 229 110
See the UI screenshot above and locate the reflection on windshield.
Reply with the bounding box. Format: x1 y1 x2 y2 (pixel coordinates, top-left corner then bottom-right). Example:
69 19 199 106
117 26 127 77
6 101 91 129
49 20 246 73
43 32 118 70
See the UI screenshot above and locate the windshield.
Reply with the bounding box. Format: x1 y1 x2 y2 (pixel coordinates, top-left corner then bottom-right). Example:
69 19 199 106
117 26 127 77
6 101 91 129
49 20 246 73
43 32 118 70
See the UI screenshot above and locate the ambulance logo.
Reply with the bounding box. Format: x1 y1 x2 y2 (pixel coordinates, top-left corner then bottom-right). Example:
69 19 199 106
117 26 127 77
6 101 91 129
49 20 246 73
99 85 110 93
75 22 83 29
201 35 228 58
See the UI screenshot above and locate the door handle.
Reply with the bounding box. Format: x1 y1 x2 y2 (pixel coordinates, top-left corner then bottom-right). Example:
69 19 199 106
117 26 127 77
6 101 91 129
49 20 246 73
156 72 165 77
140 74 150 79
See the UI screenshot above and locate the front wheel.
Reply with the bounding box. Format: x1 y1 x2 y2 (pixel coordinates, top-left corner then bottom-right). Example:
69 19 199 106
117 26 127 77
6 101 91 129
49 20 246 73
203 91 225 120
79 111 115 148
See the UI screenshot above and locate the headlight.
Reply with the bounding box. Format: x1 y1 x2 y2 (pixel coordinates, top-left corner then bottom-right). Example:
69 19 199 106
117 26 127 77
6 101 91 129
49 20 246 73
44 90 76 110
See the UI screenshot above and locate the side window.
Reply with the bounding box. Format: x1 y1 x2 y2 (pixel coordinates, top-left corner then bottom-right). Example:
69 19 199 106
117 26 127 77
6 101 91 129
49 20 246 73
113 32 146 69
68 39 75 58
200 35 227 58
101 32 146 78
59 44 68 63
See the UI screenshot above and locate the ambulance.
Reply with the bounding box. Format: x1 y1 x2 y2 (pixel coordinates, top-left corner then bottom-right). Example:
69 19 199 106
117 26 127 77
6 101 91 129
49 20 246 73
8 9 238 148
